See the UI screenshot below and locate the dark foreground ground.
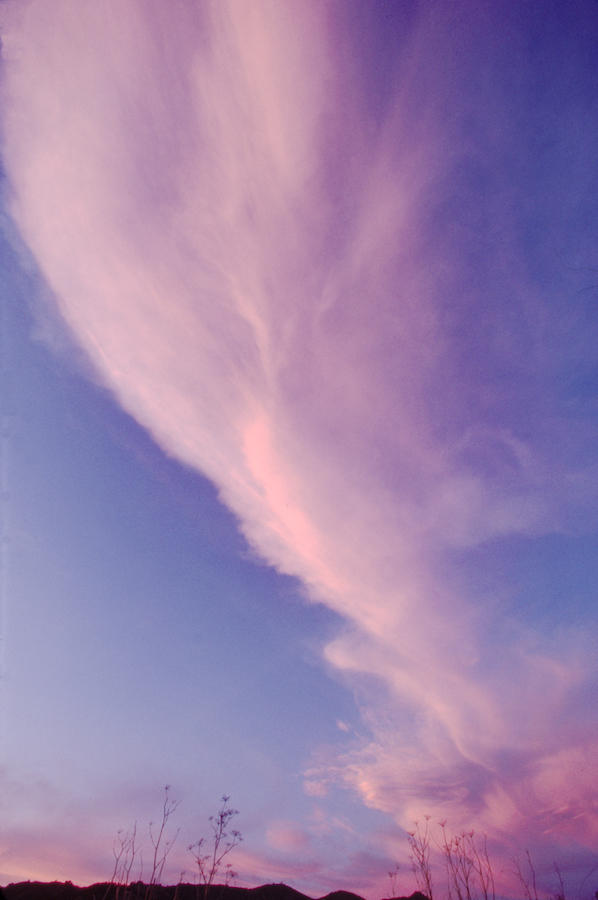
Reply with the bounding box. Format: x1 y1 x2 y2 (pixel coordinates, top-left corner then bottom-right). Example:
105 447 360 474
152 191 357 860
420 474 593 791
1 882 428 900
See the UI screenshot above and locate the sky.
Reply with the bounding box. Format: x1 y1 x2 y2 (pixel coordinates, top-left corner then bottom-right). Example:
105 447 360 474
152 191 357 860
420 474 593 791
1 1 598 897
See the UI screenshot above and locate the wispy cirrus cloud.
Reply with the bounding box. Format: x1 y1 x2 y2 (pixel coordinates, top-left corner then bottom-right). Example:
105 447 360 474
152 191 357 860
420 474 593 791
2 0 598 889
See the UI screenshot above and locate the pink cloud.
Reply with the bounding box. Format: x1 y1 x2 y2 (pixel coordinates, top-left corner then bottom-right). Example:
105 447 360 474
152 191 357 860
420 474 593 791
265 823 311 854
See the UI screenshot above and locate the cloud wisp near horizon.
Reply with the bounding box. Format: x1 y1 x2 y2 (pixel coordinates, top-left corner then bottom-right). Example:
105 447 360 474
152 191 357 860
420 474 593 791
2 0 598 893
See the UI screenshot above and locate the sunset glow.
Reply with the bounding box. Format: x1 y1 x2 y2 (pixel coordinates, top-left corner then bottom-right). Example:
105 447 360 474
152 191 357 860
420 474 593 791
2 2 598 898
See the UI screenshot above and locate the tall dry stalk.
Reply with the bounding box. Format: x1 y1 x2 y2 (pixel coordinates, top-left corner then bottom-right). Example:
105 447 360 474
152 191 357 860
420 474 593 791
188 795 243 900
408 817 435 900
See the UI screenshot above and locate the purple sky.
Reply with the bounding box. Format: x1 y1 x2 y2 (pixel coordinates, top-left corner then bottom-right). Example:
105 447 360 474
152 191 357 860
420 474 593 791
1 1 598 897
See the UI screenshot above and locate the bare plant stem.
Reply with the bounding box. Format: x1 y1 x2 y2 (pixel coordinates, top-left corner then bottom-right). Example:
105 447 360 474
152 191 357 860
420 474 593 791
553 862 566 900
188 795 243 900
388 863 401 897
405 818 499 900
408 817 434 900
146 786 182 899
514 849 540 900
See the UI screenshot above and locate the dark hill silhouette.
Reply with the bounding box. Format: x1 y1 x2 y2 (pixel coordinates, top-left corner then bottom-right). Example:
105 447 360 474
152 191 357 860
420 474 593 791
382 895 428 900
381 895 428 900
2 883 428 900
2 886 359 900
320 893 366 900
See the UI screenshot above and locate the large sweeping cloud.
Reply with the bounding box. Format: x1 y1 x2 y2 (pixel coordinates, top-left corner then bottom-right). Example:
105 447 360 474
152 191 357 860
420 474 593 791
2 0 598 872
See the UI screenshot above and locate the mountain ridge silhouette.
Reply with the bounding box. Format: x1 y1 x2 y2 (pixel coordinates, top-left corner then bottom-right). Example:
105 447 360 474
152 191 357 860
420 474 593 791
1 881 428 900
